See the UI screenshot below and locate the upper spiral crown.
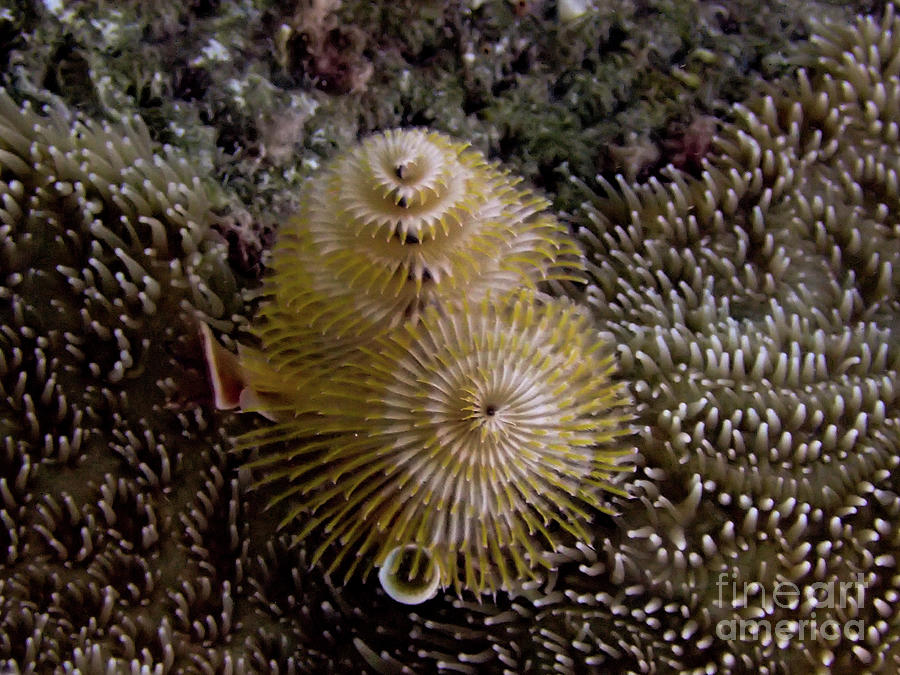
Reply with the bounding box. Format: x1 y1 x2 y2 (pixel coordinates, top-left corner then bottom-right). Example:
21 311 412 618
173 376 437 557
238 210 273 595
265 128 582 337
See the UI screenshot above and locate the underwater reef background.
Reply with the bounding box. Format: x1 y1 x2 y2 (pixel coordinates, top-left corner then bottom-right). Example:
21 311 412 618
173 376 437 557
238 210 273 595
1 0 899 672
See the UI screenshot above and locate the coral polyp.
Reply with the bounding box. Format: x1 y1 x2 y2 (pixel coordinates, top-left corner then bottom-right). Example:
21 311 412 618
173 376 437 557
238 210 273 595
240 293 632 595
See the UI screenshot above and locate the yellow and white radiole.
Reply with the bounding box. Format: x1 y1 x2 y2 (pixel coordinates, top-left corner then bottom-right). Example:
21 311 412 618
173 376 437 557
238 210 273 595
209 128 633 601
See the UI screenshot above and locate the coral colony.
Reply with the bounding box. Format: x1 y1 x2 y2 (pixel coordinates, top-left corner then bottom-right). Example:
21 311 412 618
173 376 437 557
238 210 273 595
2 4 900 673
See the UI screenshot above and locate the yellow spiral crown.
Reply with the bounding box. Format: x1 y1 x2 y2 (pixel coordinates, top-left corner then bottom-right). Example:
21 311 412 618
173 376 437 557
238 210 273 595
241 128 583 413
258 128 580 332
240 293 632 596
